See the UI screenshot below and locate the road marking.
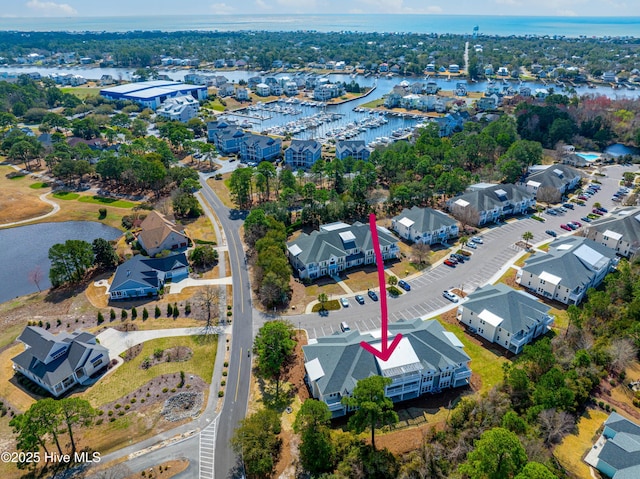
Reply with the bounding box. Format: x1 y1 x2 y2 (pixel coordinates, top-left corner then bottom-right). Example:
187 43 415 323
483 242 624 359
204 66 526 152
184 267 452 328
235 349 242 402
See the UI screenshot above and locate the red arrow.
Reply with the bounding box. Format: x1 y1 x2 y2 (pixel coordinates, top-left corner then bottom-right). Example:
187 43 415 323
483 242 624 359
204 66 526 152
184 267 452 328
360 213 402 362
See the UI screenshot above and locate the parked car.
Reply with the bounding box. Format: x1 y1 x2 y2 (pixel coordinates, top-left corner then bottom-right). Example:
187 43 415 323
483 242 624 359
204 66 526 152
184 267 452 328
592 209 604 216
368 290 379 301
452 253 466 263
590 183 601 190
571 221 582 228
355 294 365 305
580 216 592 223
558 207 567 213
612 196 622 202
560 224 572 231
578 195 588 201
598 206 608 213
398 279 411 291
563 203 574 209
444 259 457 267
448 256 458 264
340 322 351 332
547 209 558 215
466 242 477 249
471 236 484 244
340 297 350 308
442 290 460 303
545 229 557 237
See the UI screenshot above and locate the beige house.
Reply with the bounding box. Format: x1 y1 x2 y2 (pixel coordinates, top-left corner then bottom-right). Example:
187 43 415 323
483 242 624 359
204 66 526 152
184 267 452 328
137 211 189 256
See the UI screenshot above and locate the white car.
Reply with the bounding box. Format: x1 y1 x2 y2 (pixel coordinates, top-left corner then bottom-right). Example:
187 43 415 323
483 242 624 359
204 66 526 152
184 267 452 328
340 297 350 308
442 290 460 303
471 236 483 244
466 242 477 249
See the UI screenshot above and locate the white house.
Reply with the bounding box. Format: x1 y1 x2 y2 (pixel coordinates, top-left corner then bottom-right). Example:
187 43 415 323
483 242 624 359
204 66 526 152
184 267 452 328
585 207 640 258
155 95 200 123
391 206 459 245
448 184 536 226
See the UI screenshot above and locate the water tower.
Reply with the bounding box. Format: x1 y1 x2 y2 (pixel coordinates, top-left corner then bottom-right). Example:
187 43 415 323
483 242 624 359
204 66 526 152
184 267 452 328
473 25 479 38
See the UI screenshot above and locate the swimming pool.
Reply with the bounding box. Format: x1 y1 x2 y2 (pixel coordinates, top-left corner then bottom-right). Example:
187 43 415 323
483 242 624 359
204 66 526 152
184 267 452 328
577 152 601 161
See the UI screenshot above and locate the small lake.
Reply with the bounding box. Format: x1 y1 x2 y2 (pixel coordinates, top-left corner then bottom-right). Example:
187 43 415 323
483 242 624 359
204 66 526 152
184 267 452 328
604 143 639 157
0 221 121 304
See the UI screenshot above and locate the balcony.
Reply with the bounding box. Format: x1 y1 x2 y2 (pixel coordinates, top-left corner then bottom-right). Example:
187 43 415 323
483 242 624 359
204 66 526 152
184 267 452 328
453 365 472 382
510 331 530 349
542 314 555 328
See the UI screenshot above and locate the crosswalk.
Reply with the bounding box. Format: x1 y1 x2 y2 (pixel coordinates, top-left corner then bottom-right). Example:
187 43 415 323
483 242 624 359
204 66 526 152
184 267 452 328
199 416 218 479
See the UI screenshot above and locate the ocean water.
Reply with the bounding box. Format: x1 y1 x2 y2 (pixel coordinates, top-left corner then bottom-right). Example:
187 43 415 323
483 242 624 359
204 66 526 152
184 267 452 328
0 14 637 37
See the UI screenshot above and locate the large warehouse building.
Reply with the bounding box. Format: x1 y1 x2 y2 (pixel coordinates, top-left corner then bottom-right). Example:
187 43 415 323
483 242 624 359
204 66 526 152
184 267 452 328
100 80 208 109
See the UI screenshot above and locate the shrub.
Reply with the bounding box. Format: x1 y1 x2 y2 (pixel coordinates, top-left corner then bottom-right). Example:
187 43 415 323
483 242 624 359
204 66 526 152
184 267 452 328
131 307 138 320
98 208 107 220
167 304 173 317
109 417 116 422
172 303 179 319
110 309 116 321
114 403 121 409
154 305 161 318
124 404 130 410
227 311 232 317
97 311 104 324
121 310 128 320
224 361 229 367
170 388 176 393
162 387 168 393
118 410 125 416
221 380 226 386
218 390 224 397
142 307 149 320
108 410 113 416
131 398 137 404
185 301 191 315
222 371 227 377
531 214 545 222
95 418 104 425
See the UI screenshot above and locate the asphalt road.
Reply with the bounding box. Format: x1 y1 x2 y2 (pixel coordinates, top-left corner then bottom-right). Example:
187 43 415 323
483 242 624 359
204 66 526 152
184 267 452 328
198 176 255 479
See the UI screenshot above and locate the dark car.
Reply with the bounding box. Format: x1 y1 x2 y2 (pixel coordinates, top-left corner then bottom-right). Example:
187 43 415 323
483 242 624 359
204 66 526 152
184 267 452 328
355 294 365 305
448 256 458 264
592 209 604 216
368 290 379 301
545 229 557 237
580 216 592 223
598 207 608 213
563 203 574 210
398 279 411 291
452 253 466 262
444 259 456 267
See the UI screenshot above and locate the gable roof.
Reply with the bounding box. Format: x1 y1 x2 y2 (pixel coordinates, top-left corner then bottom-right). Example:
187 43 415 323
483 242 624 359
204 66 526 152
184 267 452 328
286 139 321 155
522 236 617 290
587 207 640 249
463 283 551 335
287 221 397 265
525 164 583 189
451 183 534 212
598 413 640 475
303 318 470 397
138 211 187 252
110 252 188 292
393 206 457 233
336 140 369 155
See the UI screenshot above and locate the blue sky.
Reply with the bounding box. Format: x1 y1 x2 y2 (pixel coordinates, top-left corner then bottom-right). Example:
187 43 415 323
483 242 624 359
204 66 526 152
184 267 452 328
4 0 639 17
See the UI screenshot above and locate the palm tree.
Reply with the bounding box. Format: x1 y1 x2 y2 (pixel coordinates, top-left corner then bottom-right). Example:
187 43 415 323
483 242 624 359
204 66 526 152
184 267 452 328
459 235 469 251
522 231 534 249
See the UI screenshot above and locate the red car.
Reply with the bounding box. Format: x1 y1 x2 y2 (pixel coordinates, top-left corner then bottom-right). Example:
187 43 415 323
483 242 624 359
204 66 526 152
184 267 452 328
443 259 456 267
571 221 582 228
592 209 604 216
560 224 572 231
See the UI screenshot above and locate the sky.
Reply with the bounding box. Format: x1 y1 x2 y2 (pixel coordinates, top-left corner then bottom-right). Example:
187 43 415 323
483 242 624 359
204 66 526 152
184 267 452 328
2 0 638 18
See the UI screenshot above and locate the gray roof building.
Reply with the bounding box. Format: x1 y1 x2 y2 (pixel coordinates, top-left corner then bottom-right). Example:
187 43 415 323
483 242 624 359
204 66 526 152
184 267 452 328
448 183 535 226
585 412 640 479
521 164 583 195
335 140 371 161
287 221 399 279
109 253 189 300
585 207 640 258
284 139 322 169
12 326 109 397
303 318 472 417
517 236 618 305
391 206 458 245
457 283 554 354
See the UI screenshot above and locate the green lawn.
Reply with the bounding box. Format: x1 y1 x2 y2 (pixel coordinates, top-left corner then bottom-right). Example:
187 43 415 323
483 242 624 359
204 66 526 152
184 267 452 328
312 299 341 312
438 318 509 394
29 182 50 189
77 195 136 208
53 191 80 200
59 86 101 99
81 335 217 407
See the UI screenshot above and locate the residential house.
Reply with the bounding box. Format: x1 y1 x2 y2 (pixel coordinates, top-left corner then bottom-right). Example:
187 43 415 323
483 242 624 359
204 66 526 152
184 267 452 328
285 139 322 169
284 81 298 96
207 121 246 154
425 63 436 73
391 206 459 245
448 64 460 73
235 87 250 101
585 207 640 258
448 183 536 226
476 94 499 111
585 412 640 479
109 253 189 300
335 140 370 161
425 81 439 94
520 164 583 196
497 67 509 77
12 326 110 397
303 318 472 417
137 211 189 257
456 283 554 354
516 236 618 305
313 83 341 101
384 92 402 108
287 221 399 280
218 82 236 97
256 83 271 97
602 71 617 83
270 83 283 96
455 83 468 96
240 133 282 164
155 95 199 122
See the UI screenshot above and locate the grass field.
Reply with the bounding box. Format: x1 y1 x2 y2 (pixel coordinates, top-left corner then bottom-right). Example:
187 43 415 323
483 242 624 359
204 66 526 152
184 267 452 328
80 335 216 407
0 165 56 224
60 86 102 99
28 182 50 189
77 195 136 208
554 408 608 479
207 174 234 208
53 191 80 200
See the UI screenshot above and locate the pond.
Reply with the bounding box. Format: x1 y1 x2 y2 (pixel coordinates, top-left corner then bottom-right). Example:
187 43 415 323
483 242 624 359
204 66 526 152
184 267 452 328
604 143 640 157
0 221 122 304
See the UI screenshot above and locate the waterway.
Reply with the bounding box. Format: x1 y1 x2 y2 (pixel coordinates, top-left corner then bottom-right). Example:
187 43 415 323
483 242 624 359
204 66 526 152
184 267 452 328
0 221 122 304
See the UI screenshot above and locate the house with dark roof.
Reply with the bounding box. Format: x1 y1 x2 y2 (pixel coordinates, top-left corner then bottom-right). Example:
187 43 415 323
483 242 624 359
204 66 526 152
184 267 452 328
335 140 370 161
585 412 640 479
448 183 536 226
137 211 189 257
456 283 554 354
391 206 458 245
287 221 399 280
516 236 618 305
284 139 322 169
12 326 109 397
109 253 189 300
207 121 246 154
303 318 472 417
520 164 583 196
585 207 640 258
240 133 282 165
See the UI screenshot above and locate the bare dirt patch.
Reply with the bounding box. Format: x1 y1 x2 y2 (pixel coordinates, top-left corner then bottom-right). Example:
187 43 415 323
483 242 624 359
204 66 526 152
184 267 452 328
123 459 189 479
0 165 53 224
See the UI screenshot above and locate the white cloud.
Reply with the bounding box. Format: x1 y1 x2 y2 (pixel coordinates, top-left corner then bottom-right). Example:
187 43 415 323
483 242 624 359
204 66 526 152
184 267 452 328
355 0 442 14
255 0 272 9
210 2 235 14
26 0 77 16
275 0 318 12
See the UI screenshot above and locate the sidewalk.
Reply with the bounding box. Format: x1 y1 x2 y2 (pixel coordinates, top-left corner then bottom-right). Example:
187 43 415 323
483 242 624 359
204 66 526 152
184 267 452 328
168 276 233 294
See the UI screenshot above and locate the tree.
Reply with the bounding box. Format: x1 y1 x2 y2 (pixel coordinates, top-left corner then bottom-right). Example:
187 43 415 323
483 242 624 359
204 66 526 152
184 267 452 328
198 285 220 330
317 292 328 311
388 275 398 286
48 239 94 287
294 399 335 474
458 427 527 479
450 204 480 232
537 186 561 210
522 231 534 249
231 408 281 479
341 375 398 451
58 397 96 454
253 320 296 396
92 238 118 269
189 245 219 269
28 265 44 292
229 167 254 209
411 242 431 267
514 462 558 479
8 138 43 171
173 190 202 218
